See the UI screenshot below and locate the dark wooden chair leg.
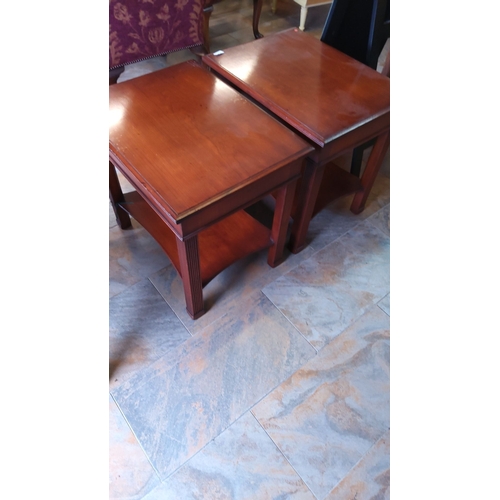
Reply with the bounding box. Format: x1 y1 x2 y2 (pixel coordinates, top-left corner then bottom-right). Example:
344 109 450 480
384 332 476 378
202 1 214 53
350 131 390 214
176 235 205 319
267 179 297 267
289 159 326 254
201 0 262 49
253 0 264 38
109 161 132 229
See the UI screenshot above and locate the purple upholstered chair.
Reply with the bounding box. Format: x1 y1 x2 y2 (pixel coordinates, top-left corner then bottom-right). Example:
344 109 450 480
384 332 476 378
109 0 206 84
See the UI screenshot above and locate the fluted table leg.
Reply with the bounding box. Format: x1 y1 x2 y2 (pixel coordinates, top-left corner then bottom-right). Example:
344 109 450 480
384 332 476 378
176 235 205 319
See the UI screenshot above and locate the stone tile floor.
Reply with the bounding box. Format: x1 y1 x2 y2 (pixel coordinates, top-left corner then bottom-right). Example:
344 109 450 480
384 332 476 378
110 1 390 498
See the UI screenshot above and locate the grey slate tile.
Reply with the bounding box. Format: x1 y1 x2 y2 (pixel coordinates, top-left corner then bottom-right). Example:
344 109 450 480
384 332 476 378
112 291 316 480
143 412 315 499
324 430 390 500
109 395 161 500
110 279 191 390
252 306 390 499
109 221 171 299
263 219 390 350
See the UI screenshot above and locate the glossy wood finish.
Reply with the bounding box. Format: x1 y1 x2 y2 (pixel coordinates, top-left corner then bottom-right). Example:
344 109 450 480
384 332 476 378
202 28 390 252
109 61 312 318
321 0 390 177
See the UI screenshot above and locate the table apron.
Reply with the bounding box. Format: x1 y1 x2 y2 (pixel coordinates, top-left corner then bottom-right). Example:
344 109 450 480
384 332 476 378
175 162 304 239
310 113 390 165
110 153 304 241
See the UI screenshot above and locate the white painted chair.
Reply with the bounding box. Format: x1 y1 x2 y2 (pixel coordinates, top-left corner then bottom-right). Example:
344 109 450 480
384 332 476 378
272 0 333 31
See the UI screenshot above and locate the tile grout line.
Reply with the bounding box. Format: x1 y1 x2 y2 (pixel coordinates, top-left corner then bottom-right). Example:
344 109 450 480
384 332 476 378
147 274 195 337
154 406 260 485
113 386 206 488
321 428 390 499
110 392 163 484
249 410 321 499
260 219 388 356
377 303 390 317
110 275 195 392
259 289 319 354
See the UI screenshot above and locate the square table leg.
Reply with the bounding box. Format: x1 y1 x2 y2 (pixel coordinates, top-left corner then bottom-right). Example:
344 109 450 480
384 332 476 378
267 179 298 267
288 130 389 254
175 235 205 320
351 131 390 214
289 159 326 254
109 161 131 229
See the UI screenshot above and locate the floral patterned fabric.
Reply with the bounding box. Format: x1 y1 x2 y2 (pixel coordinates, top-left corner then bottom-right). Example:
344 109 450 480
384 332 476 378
109 0 204 69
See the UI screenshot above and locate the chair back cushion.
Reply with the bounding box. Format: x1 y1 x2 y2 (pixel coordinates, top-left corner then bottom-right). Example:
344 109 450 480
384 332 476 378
110 0 204 69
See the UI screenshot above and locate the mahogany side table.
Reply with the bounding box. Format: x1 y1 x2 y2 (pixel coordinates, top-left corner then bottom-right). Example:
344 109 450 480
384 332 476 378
109 61 313 319
202 28 390 253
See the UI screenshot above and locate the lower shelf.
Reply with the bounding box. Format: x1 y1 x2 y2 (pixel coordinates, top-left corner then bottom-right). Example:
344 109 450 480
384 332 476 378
287 161 362 220
248 161 362 230
312 161 362 217
118 192 272 287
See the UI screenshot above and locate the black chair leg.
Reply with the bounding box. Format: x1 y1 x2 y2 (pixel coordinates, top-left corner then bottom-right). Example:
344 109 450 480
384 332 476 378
350 145 365 177
350 137 377 176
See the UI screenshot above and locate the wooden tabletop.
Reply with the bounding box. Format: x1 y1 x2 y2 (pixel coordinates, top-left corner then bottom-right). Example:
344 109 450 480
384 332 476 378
109 61 312 224
203 29 390 148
